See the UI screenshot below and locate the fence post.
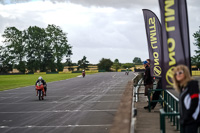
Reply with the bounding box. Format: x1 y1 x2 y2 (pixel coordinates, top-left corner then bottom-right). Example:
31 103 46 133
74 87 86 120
164 91 167 112
172 98 175 126
160 109 166 133
176 101 179 130
148 89 151 112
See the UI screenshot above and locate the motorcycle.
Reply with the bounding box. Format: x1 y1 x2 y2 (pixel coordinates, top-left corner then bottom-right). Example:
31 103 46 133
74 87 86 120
125 71 129 75
82 72 85 78
36 82 45 100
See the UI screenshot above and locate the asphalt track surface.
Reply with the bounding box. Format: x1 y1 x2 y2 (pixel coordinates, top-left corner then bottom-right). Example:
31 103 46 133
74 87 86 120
0 72 135 133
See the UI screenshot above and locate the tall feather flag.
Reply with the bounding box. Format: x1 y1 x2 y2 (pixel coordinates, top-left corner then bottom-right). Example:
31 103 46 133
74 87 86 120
142 9 163 78
159 0 191 89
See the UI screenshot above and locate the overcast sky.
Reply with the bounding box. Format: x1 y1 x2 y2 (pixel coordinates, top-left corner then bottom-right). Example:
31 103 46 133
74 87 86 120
0 0 199 64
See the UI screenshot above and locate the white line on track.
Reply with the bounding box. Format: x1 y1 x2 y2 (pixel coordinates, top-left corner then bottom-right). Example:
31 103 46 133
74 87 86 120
0 124 112 129
1 85 35 92
0 94 122 99
0 101 120 104
0 110 117 114
11 96 30 103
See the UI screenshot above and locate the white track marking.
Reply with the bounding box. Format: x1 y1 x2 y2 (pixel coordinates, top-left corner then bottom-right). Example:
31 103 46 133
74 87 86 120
0 109 117 114
0 101 120 105
0 124 112 129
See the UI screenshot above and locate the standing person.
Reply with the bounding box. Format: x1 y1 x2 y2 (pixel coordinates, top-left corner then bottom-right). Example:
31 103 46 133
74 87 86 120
146 59 150 65
172 65 200 133
143 60 153 109
143 60 153 96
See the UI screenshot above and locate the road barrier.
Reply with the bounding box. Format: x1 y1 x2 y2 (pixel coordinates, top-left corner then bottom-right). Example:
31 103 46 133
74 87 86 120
135 83 157 103
147 89 164 112
134 69 145 72
134 78 143 102
121 70 132 72
160 109 180 133
133 78 180 133
148 88 200 133
159 90 180 133
192 71 200 76
131 73 142 133
46 72 59 74
147 89 180 132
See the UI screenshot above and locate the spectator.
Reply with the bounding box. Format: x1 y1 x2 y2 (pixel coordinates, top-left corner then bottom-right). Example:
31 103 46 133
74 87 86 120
146 59 150 66
143 60 153 96
172 65 200 133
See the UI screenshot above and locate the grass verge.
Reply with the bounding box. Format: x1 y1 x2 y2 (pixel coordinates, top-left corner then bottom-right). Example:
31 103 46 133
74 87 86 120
0 72 97 91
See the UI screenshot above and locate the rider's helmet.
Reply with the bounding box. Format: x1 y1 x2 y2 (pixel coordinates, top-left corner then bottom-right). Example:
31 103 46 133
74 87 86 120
38 76 42 80
83 70 85 72
126 68 128 69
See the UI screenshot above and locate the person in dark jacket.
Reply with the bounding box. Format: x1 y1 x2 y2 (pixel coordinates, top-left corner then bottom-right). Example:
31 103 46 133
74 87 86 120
143 60 153 96
172 65 200 133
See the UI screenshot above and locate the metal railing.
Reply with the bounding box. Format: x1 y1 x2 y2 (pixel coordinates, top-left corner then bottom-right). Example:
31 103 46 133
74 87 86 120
134 78 143 102
159 90 180 133
147 89 164 112
134 76 200 133
160 109 180 133
148 89 200 133
130 74 141 133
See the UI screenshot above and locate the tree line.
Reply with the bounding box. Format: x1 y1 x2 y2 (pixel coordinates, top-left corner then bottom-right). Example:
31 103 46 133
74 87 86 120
4 24 200 73
0 22 143 74
97 57 143 72
191 26 200 69
0 24 72 73
65 56 143 72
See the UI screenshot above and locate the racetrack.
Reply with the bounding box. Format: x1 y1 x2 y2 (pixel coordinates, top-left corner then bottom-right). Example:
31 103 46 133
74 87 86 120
0 72 135 133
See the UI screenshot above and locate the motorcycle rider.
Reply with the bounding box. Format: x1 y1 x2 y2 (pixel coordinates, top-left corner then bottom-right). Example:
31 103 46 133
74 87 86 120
125 68 129 75
35 76 47 96
82 70 85 78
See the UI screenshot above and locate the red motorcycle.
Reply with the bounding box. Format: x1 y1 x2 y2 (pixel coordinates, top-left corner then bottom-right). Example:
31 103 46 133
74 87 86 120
82 71 85 78
36 83 45 100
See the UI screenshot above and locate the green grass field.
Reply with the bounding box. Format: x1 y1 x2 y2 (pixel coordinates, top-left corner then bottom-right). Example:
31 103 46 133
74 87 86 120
0 73 96 91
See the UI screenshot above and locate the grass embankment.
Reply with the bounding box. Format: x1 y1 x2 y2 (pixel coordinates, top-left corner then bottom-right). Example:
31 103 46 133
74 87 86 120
0 72 97 91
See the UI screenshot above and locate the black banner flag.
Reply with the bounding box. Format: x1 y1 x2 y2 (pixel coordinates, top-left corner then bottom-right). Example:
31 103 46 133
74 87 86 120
159 0 191 89
142 9 163 78
179 0 191 71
